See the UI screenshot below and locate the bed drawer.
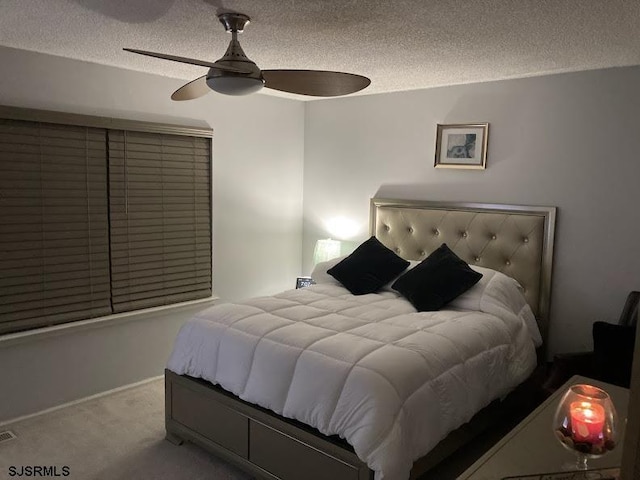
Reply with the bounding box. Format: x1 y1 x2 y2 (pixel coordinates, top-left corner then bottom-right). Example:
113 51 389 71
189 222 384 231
171 382 248 458
249 420 360 480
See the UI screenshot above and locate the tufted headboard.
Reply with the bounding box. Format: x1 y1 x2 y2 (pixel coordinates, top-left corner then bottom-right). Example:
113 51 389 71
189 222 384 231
370 198 556 344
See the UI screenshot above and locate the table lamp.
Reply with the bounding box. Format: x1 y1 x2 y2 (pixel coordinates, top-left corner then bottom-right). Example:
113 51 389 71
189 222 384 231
313 239 341 265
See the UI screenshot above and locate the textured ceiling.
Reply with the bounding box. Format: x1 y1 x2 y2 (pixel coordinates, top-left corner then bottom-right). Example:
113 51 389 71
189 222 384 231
1 0 640 100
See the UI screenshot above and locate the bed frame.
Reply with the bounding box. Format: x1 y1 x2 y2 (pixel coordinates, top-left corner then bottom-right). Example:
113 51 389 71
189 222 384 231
165 198 557 480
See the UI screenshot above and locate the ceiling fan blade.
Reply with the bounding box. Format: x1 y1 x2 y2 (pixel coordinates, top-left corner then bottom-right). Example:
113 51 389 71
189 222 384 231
123 48 248 73
262 70 371 97
171 76 210 101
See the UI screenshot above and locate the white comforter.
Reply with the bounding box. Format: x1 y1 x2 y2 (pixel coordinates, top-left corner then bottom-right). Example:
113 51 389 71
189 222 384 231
167 268 540 480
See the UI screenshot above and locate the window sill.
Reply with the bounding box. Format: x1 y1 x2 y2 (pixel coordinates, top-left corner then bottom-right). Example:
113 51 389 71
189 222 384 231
0 296 218 348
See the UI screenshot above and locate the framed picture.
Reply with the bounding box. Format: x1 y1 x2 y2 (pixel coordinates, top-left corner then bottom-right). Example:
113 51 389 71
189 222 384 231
434 123 489 169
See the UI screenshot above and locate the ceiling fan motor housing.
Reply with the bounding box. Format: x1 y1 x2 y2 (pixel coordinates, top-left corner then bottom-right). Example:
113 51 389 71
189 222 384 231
206 13 264 96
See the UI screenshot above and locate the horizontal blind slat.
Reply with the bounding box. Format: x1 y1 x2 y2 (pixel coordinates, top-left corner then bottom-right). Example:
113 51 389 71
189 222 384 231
0 286 111 310
0 305 112 334
0 277 111 296
112 289 212 313
0 268 111 288
112 276 211 295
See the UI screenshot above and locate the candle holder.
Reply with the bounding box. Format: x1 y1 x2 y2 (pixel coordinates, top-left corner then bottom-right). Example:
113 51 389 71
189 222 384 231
552 384 618 472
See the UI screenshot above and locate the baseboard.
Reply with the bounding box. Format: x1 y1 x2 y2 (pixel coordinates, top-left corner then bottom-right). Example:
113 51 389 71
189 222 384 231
0 375 163 428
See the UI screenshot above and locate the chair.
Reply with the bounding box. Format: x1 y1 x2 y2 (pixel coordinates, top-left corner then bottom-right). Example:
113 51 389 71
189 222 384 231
617 291 640 327
544 291 639 392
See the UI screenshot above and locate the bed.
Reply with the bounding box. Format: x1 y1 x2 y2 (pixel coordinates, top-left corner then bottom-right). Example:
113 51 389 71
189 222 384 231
164 198 556 480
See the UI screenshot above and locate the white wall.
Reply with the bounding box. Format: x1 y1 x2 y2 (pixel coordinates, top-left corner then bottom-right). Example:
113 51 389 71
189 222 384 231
303 66 640 357
0 46 304 422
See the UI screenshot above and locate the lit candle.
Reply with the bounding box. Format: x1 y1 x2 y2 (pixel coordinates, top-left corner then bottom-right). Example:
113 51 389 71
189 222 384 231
570 401 605 444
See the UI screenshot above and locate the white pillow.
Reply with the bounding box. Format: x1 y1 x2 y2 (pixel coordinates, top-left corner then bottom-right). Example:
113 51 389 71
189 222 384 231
448 266 543 347
310 256 347 285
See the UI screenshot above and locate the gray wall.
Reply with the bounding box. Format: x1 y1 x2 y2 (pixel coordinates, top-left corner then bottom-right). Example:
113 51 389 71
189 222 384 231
0 46 304 422
303 66 640 357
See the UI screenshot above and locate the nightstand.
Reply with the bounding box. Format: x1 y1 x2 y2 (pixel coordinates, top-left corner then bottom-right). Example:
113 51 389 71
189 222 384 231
457 376 629 480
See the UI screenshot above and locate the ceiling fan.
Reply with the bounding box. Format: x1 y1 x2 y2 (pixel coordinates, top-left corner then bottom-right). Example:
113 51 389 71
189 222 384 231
124 12 371 100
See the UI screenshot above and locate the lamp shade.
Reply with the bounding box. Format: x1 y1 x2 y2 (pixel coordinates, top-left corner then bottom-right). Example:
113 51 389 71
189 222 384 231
313 239 341 265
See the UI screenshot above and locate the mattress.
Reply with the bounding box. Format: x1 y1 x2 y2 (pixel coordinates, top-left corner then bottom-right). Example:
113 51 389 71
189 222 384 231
167 267 540 480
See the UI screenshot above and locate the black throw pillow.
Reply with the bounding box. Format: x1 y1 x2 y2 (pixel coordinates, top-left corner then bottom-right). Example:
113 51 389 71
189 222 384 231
592 321 636 388
391 243 482 311
327 236 409 295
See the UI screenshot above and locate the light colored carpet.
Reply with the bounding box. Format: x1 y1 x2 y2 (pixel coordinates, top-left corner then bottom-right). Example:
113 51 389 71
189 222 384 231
0 379 251 480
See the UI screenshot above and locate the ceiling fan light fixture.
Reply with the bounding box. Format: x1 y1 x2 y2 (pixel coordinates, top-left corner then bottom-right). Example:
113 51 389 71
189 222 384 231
205 75 265 96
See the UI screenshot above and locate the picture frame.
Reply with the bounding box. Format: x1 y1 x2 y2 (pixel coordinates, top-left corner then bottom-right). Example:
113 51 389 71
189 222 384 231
434 123 489 170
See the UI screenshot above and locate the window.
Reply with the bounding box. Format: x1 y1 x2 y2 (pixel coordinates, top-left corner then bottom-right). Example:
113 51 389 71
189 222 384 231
108 130 212 312
0 108 212 335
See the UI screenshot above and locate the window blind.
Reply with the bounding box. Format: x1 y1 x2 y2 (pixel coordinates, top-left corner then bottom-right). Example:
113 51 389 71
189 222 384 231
0 119 111 334
108 130 212 312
